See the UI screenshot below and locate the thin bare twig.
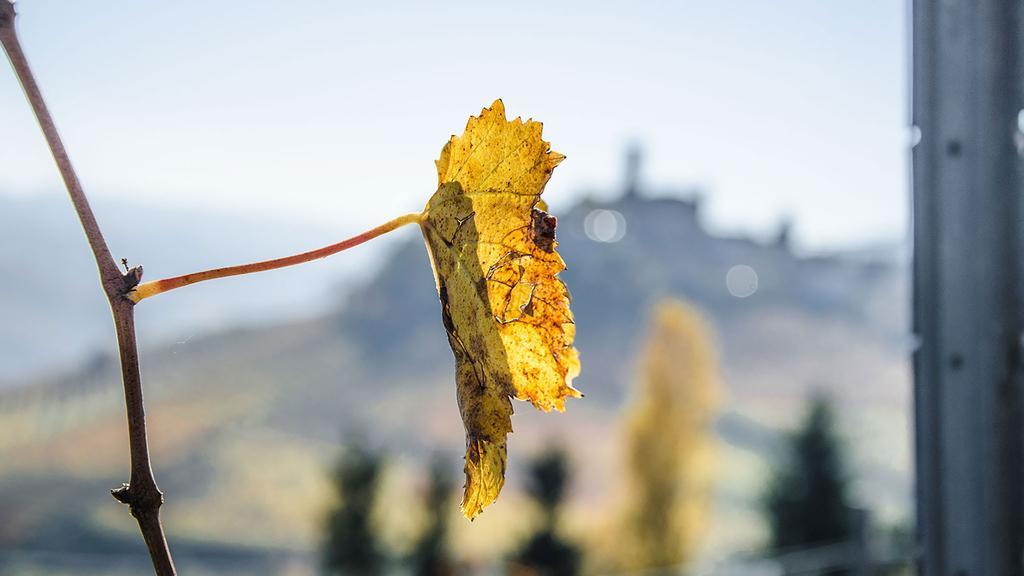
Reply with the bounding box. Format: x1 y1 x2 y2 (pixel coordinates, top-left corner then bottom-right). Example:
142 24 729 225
0 4 176 574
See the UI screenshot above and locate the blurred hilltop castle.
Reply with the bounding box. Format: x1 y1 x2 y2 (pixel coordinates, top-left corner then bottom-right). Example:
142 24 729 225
582 144 894 314
619 143 790 249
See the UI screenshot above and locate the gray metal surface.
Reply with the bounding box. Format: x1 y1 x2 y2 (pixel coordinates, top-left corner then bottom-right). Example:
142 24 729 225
912 0 1024 574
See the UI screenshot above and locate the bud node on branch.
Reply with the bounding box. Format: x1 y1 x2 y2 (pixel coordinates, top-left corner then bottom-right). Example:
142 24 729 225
112 482 165 512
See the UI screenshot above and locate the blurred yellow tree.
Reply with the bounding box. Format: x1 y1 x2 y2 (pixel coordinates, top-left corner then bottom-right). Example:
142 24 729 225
611 299 722 571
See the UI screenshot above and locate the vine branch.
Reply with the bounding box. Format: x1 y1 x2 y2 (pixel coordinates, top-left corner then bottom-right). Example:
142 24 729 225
0 3 176 574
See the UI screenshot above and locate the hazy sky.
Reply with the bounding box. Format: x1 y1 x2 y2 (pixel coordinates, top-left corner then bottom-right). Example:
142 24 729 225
0 1 907 250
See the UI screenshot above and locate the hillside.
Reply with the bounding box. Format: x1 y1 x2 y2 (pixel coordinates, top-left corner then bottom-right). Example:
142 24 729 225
0 190 911 574
0 193 377 382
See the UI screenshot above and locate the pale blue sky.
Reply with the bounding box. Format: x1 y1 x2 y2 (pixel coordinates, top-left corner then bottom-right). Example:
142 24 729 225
0 1 907 250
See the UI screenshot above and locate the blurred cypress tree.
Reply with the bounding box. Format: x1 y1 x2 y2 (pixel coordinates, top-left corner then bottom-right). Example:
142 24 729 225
610 299 721 572
763 396 854 550
509 448 582 576
409 455 455 576
323 439 385 575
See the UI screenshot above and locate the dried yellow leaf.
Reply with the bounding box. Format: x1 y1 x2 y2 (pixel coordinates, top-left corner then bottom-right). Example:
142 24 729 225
419 100 582 519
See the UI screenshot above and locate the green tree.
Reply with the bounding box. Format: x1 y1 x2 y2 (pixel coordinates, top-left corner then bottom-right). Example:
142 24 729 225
323 439 386 575
409 455 456 576
509 448 582 576
763 396 854 550
611 299 721 571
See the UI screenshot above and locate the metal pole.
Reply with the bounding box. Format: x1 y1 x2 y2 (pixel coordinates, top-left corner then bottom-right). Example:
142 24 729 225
913 0 1023 574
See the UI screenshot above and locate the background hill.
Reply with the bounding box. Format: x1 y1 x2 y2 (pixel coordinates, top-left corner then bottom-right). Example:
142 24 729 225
0 193 378 383
0 184 911 574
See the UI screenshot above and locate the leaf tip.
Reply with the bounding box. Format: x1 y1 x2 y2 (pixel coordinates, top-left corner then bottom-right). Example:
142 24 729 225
460 437 507 520
482 98 506 122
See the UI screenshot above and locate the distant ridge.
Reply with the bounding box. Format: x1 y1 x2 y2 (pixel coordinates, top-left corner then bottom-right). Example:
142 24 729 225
0 192 381 381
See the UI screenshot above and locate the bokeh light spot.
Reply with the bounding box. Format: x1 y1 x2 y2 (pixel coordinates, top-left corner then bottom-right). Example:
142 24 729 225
726 265 759 298
583 209 627 243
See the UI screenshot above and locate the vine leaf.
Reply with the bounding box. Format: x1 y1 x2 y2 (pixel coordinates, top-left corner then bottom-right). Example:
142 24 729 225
419 100 582 519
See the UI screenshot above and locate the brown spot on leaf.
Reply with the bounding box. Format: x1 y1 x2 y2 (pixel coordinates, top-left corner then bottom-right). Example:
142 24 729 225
531 208 557 252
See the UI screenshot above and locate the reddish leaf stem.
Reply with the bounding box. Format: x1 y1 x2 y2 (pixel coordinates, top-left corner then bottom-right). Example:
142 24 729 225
129 212 422 302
